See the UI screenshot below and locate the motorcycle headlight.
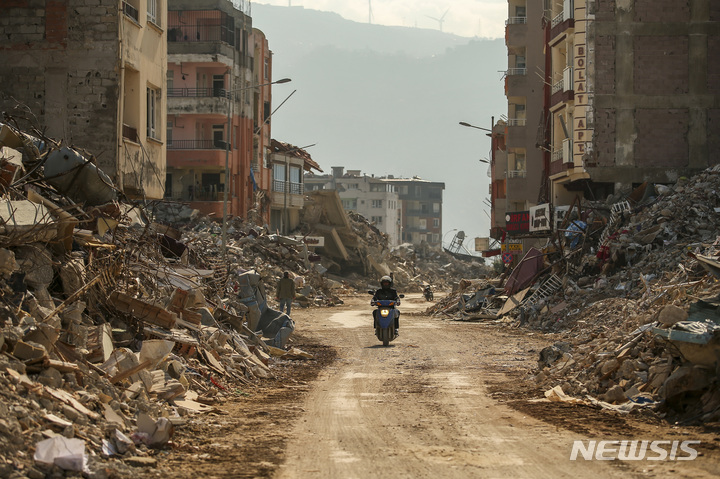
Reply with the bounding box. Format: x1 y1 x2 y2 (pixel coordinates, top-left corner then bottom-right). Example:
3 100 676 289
380 309 390 317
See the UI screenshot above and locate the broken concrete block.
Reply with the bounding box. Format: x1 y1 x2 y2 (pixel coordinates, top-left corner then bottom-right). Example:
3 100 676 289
603 384 627 404
13 340 47 361
0 201 57 244
37 367 64 389
658 304 688 327
660 365 715 400
0 248 19 277
23 323 59 351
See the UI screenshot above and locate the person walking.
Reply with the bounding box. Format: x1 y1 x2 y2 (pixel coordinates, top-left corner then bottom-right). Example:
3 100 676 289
276 271 296 315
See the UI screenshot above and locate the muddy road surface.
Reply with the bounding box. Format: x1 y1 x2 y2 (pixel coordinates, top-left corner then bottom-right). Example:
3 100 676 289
150 294 719 478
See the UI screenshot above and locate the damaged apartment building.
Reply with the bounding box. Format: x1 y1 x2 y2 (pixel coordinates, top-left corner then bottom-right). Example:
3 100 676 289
164 0 284 224
0 0 167 200
485 0 720 257
305 167 445 248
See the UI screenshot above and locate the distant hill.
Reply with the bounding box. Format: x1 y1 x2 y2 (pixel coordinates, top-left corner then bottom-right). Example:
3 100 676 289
250 4 510 241
251 4 474 59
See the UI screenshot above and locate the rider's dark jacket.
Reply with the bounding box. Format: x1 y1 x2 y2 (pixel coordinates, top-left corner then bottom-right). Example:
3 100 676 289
373 287 399 302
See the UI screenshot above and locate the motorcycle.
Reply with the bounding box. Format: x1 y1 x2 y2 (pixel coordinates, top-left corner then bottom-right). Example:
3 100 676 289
423 286 434 302
368 292 404 346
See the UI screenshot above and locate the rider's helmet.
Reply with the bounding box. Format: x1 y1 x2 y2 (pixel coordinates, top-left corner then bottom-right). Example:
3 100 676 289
380 275 392 289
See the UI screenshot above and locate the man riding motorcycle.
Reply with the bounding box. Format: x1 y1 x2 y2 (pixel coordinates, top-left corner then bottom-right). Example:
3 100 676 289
372 275 400 336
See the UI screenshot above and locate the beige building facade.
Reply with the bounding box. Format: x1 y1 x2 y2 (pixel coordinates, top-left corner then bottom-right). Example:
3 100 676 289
0 0 167 200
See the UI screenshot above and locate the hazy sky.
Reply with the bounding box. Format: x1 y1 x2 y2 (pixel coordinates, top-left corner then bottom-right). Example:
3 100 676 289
252 0 507 39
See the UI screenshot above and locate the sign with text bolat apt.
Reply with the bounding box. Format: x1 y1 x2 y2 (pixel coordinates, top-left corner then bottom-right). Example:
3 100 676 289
505 211 530 236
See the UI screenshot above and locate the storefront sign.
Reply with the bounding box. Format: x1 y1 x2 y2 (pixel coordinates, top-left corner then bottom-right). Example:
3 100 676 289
505 211 530 235
529 204 551 232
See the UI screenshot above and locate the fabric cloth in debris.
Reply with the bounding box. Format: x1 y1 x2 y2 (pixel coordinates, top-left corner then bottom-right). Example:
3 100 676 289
565 221 587 249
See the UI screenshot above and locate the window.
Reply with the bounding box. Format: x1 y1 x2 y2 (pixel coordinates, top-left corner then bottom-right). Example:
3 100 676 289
371 216 383 224
347 183 359 189
213 75 225 97
273 163 286 181
146 86 160 140
419 219 427 229
264 57 269 79
371 199 383 208
167 120 173 146
165 173 172 197
263 101 271 122
433 218 440 227
433 203 440 213
167 70 173 91
213 124 225 148
421 203 428 213
516 55 526 69
122 0 139 22
147 0 158 26
342 198 357 210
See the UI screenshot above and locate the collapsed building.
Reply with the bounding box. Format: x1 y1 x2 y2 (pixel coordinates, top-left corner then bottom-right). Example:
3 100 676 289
432 166 720 424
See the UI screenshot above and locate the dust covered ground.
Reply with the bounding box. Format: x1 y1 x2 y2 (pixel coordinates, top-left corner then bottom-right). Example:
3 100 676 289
134 294 720 478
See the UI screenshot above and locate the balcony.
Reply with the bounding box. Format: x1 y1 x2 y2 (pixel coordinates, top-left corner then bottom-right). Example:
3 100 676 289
167 93 229 116
272 180 304 196
506 68 527 76
167 146 227 168
168 88 229 99
506 16 527 25
508 170 527 178
168 139 227 150
167 24 235 46
271 181 305 207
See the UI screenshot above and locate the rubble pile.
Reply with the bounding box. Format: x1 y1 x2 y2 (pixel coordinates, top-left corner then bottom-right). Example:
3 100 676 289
505 166 720 424
0 120 319 476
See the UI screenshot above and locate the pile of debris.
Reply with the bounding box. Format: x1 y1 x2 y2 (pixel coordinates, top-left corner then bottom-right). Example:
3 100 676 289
439 165 720 424
0 119 316 476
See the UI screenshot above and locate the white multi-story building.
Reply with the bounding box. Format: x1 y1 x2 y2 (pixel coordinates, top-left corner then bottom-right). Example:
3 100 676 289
305 167 401 245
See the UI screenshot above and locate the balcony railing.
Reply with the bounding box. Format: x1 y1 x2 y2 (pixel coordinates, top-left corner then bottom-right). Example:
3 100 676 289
122 1 139 22
168 88 229 98
552 148 564 162
508 118 527 126
506 68 527 76
505 16 527 25
167 139 227 150
508 170 527 178
167 24 235 46
272 180 304 195
552 11 564 27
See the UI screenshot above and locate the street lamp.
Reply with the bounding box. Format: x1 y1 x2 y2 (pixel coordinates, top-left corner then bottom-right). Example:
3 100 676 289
459 121 492 133
223 77 292 258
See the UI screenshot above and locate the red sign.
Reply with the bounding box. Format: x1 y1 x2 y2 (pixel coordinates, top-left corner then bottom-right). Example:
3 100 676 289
505 211 530 236
502 253 513 264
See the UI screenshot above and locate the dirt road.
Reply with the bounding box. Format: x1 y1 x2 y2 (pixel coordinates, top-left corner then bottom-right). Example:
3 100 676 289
153 293 719 478
274 294 719 479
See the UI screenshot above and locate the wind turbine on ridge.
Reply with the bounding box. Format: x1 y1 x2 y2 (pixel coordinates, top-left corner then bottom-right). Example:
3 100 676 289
426 8 450 32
